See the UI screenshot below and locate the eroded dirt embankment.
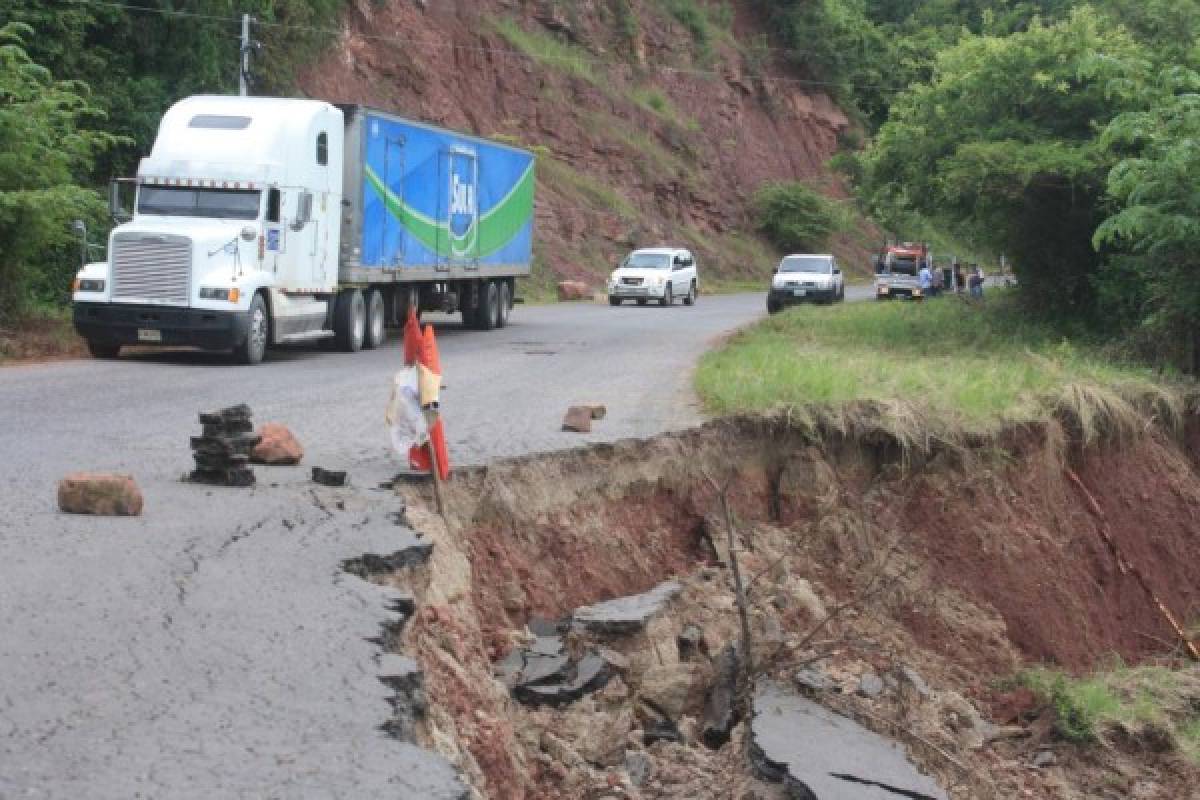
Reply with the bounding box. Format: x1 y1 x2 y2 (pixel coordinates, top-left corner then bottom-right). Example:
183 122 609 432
381 413 1200 799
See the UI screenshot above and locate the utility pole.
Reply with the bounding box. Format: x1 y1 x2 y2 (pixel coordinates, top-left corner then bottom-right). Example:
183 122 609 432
239 14 253 96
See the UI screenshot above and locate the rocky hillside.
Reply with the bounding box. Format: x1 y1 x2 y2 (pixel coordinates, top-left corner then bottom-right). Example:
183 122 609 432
300 0 865 293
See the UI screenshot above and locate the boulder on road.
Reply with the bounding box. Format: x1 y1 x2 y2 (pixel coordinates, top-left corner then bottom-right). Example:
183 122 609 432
563 406 594 433
57 473 143 516
557 281 591 301
251 422 303 465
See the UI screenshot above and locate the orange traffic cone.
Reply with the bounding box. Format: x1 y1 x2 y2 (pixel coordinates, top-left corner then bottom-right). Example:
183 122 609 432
406 323 450 481
402 308 422 366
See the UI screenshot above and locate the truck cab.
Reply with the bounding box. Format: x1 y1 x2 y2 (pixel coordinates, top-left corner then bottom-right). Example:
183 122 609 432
73 96 344 364
874 242 929 300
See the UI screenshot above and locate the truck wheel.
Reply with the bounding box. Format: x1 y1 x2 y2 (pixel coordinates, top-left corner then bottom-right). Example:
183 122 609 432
234 293 269 365
608 296 622 306
335 288 366 352
683 281 696 306
475 280 498 331
363 289 386 350
497 281 511 328
766 299 781 314
87 340 121 359
659 285 673 307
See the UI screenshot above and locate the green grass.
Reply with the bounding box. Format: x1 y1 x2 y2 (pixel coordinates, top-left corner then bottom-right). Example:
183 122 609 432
696 290 1179 431
1020 665 1200 762
490 17 597 84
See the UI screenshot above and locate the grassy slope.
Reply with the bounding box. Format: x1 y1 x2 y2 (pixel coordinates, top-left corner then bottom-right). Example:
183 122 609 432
696 290 1180 431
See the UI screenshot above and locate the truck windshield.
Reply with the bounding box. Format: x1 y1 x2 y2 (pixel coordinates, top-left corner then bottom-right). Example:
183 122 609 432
889 256 918 275
779 256 831 274
623 253 671 269
137 186 262 220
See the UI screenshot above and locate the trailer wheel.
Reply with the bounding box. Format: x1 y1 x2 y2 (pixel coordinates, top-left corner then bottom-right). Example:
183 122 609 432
234 293 269 365
86 340 121 359
363 289 386 349
497 281 511 328
475 280 498 331
335 288 366 352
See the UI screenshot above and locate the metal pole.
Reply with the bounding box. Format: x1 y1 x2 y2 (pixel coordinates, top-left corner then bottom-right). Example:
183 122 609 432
239 14 251 96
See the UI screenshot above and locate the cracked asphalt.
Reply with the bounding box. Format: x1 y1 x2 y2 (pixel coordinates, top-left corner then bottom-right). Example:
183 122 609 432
0 293 778 798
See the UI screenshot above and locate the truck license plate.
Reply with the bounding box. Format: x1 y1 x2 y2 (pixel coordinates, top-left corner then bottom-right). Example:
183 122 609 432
793 289 807 297
137 328 162 343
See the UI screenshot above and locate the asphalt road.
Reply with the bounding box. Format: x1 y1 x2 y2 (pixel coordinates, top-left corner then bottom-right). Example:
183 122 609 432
0 291 799 798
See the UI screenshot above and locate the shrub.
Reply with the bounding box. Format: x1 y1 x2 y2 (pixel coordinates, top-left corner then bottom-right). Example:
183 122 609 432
752 182 840 253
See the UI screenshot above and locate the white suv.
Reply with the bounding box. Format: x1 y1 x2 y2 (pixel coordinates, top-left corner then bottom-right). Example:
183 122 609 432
608 247 698 307
767 253 844 313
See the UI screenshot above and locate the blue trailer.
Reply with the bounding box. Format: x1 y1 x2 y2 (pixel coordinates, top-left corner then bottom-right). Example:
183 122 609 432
339 106 535 331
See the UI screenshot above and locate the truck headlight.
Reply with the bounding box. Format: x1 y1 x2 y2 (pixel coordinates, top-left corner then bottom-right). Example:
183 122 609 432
199 287 241 302
74 278 105 292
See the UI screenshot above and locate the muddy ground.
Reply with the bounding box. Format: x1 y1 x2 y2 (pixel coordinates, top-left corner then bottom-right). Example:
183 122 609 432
373 412 1200 799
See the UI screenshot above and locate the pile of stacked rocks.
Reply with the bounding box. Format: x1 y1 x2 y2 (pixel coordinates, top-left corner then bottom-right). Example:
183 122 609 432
188 404 259 487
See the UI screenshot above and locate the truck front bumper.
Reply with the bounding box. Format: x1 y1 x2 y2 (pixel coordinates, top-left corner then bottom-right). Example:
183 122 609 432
768 287 836 306
74 302 251 351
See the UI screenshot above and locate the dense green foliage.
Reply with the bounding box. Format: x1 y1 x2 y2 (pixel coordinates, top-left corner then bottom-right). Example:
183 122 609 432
752 182 841 253
0 23 115 322
0 1 343 318
758 0 1200 371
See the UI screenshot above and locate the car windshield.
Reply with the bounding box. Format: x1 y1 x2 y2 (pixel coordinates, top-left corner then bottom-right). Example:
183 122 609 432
137 186 262 220
779 256 832 274
623 252 672 270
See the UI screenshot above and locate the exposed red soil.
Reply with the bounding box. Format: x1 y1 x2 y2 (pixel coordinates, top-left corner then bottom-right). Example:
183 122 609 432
393 415 1200 799
300 1 870 286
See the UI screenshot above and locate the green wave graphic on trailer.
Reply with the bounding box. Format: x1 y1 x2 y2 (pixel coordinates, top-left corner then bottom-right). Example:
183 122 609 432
360 113 535 268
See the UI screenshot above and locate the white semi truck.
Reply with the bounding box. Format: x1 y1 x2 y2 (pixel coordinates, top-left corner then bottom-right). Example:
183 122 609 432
73 95 536 364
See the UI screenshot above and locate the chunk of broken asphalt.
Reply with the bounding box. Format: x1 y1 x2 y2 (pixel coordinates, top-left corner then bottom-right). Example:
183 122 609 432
856 672 885 698
341 538 434 579
513 653 612 708
312 466 347 487
750 682 948 799
795 666 839 694
642 718 683 746
573 581 682 635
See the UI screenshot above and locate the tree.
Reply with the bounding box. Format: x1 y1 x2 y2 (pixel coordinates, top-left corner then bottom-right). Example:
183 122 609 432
863 10 1148 317
1094 68 1200 370
0 23 117 320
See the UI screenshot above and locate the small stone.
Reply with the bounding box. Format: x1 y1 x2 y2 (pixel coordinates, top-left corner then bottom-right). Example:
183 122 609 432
57 473 143 516
312 466 347 487
897 666 931 699
562 406 593 433
250 422 303 465
1032 749 1057 768
856 672 885 698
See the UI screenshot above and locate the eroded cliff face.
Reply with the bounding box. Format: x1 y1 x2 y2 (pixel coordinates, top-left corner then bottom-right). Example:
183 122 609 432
300 0 861 292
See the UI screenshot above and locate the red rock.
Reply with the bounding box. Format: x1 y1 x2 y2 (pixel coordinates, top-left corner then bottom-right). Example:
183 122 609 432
251 422 303 465
556 281 591 302
562 406 593 433
57 473 143 516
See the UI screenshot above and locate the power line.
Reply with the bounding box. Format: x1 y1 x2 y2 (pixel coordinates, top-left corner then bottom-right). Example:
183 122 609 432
60 0 920 95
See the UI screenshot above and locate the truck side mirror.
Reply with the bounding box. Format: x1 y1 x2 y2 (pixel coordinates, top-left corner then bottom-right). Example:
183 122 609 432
291 192 313 231
109 179 133 223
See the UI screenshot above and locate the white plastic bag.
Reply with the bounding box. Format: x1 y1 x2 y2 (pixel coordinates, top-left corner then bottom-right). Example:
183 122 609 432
385 366 428 455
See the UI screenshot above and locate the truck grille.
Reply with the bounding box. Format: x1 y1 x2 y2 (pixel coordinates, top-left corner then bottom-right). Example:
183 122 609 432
110 233 192 305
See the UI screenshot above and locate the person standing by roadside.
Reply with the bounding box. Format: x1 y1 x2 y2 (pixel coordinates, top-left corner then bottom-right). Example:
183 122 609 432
931 265 944 298
954 262 966 294
969 265 984 299
917 261 932 302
